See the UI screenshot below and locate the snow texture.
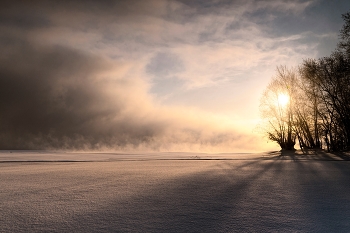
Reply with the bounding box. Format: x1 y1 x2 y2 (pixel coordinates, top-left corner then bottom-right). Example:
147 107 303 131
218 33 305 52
1 151 350 232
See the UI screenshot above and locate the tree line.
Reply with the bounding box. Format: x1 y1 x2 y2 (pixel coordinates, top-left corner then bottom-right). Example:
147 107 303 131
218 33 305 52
259 12 350 152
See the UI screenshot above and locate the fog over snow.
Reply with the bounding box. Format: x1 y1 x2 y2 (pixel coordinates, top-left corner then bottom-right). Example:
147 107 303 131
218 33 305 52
1 0 349 152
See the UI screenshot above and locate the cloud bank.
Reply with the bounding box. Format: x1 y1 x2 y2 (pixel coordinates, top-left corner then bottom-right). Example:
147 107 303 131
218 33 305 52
0 37 264 151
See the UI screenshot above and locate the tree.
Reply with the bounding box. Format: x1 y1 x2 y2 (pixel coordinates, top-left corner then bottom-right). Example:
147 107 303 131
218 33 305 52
259 66 323 151
259 66 296 150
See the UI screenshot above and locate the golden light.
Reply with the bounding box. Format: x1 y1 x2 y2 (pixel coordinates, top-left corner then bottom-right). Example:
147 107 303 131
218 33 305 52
277 93 289 107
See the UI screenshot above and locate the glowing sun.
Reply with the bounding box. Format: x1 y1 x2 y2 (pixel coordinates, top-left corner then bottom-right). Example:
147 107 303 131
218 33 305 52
277 93 289 107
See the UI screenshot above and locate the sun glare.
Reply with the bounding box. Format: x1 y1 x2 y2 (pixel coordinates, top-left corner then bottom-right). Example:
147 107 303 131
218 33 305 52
277 93 289 107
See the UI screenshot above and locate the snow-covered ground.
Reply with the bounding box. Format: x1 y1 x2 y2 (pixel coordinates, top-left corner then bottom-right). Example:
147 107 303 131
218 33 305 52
0 150 267 161
1 151 350 232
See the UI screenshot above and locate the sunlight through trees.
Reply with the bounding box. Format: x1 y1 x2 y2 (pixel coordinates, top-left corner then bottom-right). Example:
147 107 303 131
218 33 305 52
277 93 289 108
259 11 350 152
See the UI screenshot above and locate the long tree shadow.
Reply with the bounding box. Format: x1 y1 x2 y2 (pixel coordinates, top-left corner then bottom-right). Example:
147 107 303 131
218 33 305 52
43 159 282 232
260 154 350 231
291 157 350 232
49 157 344 232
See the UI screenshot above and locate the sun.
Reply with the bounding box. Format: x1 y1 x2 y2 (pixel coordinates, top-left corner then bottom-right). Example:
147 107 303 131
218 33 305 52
277 93 289 107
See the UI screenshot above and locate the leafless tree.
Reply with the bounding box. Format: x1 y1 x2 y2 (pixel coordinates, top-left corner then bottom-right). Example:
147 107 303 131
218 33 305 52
259 66 297 150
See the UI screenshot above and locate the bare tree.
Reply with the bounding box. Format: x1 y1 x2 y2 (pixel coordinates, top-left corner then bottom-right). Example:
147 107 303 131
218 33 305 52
301 52 350 151
297 60 323 150
259 66 296 150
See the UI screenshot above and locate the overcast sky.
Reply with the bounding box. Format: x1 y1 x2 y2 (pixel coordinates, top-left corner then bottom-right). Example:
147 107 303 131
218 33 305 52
1 0 349 152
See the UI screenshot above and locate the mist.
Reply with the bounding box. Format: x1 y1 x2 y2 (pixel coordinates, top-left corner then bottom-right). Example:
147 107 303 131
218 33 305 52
0 36 267 151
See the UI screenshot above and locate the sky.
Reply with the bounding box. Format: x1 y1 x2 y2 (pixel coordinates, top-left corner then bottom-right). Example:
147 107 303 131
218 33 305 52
1 0 350 152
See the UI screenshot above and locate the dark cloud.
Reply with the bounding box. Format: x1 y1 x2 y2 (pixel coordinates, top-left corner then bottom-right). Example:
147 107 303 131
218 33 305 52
0 36 156 149
257 0 350 38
